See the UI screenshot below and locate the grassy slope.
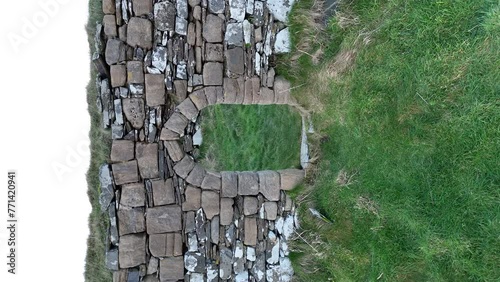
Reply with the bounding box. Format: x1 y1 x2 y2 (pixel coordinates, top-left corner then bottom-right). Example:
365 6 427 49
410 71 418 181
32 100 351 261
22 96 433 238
84 0 113 281
199 105 302 171
278 0 500 281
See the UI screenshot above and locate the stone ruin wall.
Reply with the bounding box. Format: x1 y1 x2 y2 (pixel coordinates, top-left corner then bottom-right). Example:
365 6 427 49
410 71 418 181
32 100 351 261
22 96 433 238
94 0 306 281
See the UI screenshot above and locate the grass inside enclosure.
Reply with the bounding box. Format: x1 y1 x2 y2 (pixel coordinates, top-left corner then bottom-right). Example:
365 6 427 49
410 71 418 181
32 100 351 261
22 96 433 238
199 105 302 171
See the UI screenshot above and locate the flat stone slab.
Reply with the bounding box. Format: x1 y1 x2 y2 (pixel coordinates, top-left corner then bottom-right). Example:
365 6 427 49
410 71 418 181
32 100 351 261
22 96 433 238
127 61 144 84
183 185 201 211
173 155 195 178
278 169 304 190
201 171 221 190
177 98 199 120
112 160 139 185
202 190 220 219
118 206 145 235
244 217 257 246
226 47 245 76
132 0 153 16
152 178 176 206
221 171 238 198
220 198 234 226
110 140 135 162
127 17 153 49
121 183 145 207
238 172 259 195
154 2 176 32
164 140 185 162
146 205 183 234
186 164 206 186
119 233 146 268
110 64 126 87
258 171 280 201
203 14 224 43
159 256 184 281
122 98 145 129
136 143 159 179
149 232 183 257
203 62 223 86
165 112 189 135
145 74 166 107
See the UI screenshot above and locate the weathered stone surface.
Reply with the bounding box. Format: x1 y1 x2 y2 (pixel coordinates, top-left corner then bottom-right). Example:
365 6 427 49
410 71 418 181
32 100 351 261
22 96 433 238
185 252 205 272
154 2 176 32
258 170 280 201
186 164 206 186
119 233 146 268
221 171 238 198
182 185 201 211
103 15 118 37
127 17 153 49
235 271 249 281
145 74 165 107
160 128 180 141
204 86 223 105
112 160 139 185
203 14 224 43
136 143 159 179
121 183 146 207
220 198 234 225
225 23 244 46
203 62 223 86
173 155 195 178
247 246 256 261
275 27 291 54
102 0 115 14
266 230 280 264
244 197 259 215
233 240 246 274
244 217 257 245
127 61 144 84
164 141 185 162
122 98 145 129
110 65 126 87
205 43 224 62
174 80 188 101
165 112 189 135
105 247 119 270
175 16 188 35
201 171 221 190
258 87 275 104
229 0 246 21
176 62 187 79
110 140 134 162
113 269 128 282
208 0 225 13
264 202 278 220
202 190 220 219
143 275 159 282
243 20 252 44
226 47 245 76
187 23 196 45
219 247 233 279
99 164 114 211
267 0 295 22
149 232 182 257
147 257 159 275
251 253 266 282
132 0 153 16
151 47 167 72
223 78 239 103
211 216 220 244
238 172 259 195
152 178 176 206
118 206 145 235
146 205 182 234
159 256 184 281
105 39 127 65
279 169 304 190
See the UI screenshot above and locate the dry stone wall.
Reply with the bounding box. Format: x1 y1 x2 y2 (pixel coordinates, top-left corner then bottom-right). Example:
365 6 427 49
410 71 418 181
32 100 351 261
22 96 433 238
94 0 306 281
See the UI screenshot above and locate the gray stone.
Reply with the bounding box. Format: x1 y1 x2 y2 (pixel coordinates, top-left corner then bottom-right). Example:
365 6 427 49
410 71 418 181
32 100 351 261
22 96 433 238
149 232 182 257
220 198 234 225
190 89 208 110
235 271 249 282
111 140 134 162
145 74 165 107
112 160 139 185
190 0 201 7
187 23 196 45
274 76 291 104
127 61 144 84
174 80 188 101
244 217 257 245
195 208 208 241
267 68 276 87
136 142 159 179
185 252 205 272
103 15 118 37
223 78 239 103
251 253 266 282
244 197 259 215
229 0 246 22
122 98 145 129
258 87 275 104
175 16 188 35
154 2 176 32
186 164 206 186
205 86 224 105
127 17 153 49
173 155 195 178
121 183 145 207
280 257 294 281
129 84 144 95
211 216 220 244
247 246 256 261
146 205 182 234
152 178 176 206
112 124 124 139
243 20 252 45
201 171 221 190
264 202 278 220
147 257 159 275
159 257 184 281
203 14 224 43
258 170 280 201
164 141 185 162
118 206 145 235
103 0 115 14
246 0 254 15
226 47 245 76
266 230 280 264
151 47 167 72
132 0 153 16
205 43 224 62
182 185 201 211
203 62 223 86
278 169 304 190
176 0 188 18
202 190 220 219
207 263 219 282
238 172 259 195
105 39 127 65
208 0 225 14
119 233 146 268
266 0 295 22
165 112 189 135
225 23 244 46
253 1 265 26
176 62 187 79
105 247 119 270
233 240 246 273
275 27 291 53
108 204 119 245
219 247 233 279
143 275 159 282
192 74 203 86
266 265 280 282
190 273 204 282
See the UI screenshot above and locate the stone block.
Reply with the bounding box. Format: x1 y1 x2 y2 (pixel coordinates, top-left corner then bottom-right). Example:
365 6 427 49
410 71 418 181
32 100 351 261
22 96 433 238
152 178 176 206
132 0 153 16
159 256 184 281
165 112 189 135
121 183 146 207
145 74 165 107
189 89 208 110
112 160 139 185
103 15 117 37
201 171 221 190
136 142 159 179
118 206 145 235
238 172 259 195
102 0 115 14
263 202 278 220
205 43 224 62
182 185 201 211
173 155 195 178
146 205 182 234
208 0 225 13
110 140 135 162
278 169 304 190
244 217 257 246
244 196 259 215
258 87 275 104
203 14 224 43
173 80 188 101
164 141 184 162
110 65 126 87
186 164 206 186
220 198 234 225
177 98 199 121
105 39 127 65
258 170 280 201
122 98 145 129
127 17 153 49
221 171 238 197
202 190 220 219
154 1 176 32
226 47 245 76
119 233 146 268
127 61 144 84
203 62 223 86
274 76 291 104
160 128 180 141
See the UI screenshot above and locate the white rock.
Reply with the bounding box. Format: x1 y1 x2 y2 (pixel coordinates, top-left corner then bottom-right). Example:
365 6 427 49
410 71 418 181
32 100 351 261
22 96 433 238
235 271 249 282
246 0 255 14
280 257 294 281
247 247 256 261
243 20 252 45
267 231 280 264
152 47 167 72
275 216 284 234
274 27 291 54
175 16 188 35
188 233 198 252
280 240 289 257
193 128 203 146
190 273 204 282
255 52 261 74
176 0 188 19
283 214 295 240
229 0 246 22
266 0 295 22
225 22 244 46
207 264 219 281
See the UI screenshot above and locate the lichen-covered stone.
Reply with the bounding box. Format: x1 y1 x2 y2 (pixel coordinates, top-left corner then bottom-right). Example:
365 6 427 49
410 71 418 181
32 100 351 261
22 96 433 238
122 98 145 129
154 2 176 32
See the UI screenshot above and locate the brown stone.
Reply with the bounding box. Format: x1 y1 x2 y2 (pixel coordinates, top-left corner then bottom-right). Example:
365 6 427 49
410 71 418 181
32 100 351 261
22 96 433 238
223 78 239 104
278 169 305 190
221 171 238 197
122 98 145 129
112 160 139 185
121 183 146 207
164 141 185 162
201 171 221 190
127 61 144 84
110 65 126 87
173 155 195 178
220 198 234 225
127 17 153 49
186 164 206 186
203 62 223 86
149 233 172 257
244 197 259 215
244 217 257 246
177 97 199 120
102 0 116 14
165 112 189 135
243 79 254 104
110 140 134 162
118 25 127 42
190 89 208 110
274 76 291 104
173 232 183 256
187 23 196 45
160 128 180 140
152 178 176 206
159 257 184 281
258 87 275 105
182 185 201 211
235 77 245 103
113 269 127 282
264 202 278 220
238 172 259 195
258 170 280 201
225 47 245 76
136 143 159 179
103 15 117 37
119 233 146 268
132 0 153 16
205 43 224 62
146 205 182 234
105 39 126 65
204 86 220 105
203 14 224 43
118 206 145 235
202 190 220 219
145 74 165 106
